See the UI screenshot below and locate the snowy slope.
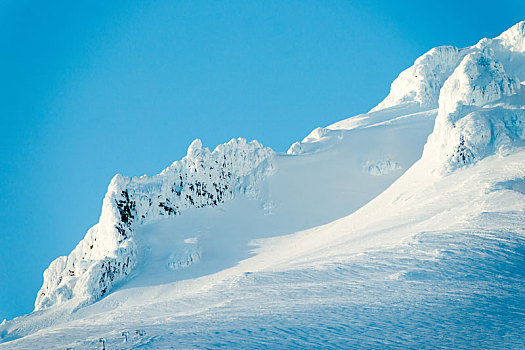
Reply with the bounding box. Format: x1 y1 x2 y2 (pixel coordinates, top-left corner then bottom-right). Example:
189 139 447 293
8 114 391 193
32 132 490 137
2 151 524 349
1 21 524 349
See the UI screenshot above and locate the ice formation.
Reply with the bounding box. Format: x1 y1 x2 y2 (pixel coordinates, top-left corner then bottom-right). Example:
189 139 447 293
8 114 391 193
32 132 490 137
370 46 466 111
422 26 525 172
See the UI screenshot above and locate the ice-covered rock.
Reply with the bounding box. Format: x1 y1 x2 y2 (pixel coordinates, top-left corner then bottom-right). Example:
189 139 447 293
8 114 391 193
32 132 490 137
166 244 201 271
423 52 524 173
371 46 465 111
302 127 330 143
494 20 525 53
35 138 274 310
372 21 525 113
437 52 519 116
368 21 525 173
287 141 304 155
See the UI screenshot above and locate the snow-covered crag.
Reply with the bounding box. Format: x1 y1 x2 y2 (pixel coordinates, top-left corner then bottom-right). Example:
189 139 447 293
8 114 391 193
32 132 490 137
371 22 525 113
370 45 466 111
289 23 525 164
423 51 523 172
369 22 525 173
422 23 525 173
35 138 273 310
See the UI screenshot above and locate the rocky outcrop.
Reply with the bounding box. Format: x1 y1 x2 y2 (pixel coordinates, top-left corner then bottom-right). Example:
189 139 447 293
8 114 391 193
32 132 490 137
35 138 274 310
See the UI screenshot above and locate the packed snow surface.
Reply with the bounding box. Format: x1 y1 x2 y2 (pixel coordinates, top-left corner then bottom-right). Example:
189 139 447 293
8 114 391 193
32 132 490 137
1 21 525 349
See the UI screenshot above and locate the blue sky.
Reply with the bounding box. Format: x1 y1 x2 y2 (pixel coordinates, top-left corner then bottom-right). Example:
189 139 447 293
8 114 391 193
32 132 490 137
0 0 523 320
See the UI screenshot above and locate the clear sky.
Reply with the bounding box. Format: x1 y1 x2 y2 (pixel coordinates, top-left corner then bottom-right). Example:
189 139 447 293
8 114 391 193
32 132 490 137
0 0 523 320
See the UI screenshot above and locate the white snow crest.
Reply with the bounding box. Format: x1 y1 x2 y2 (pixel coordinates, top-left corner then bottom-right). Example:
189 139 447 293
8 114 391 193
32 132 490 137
302 127 329 143
371 46 464 111
495 20 525 53
438 52 519 117
372 22 525 113
35 138 274 311
287 141 304 155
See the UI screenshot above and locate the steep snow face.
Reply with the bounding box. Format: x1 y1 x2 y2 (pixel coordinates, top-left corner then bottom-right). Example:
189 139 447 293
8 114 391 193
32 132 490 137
35 138 274 311
371 46 465 111
422 51 524 173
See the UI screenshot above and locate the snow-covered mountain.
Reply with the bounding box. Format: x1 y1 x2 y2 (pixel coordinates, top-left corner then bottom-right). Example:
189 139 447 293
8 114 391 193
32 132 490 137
1 22 524 349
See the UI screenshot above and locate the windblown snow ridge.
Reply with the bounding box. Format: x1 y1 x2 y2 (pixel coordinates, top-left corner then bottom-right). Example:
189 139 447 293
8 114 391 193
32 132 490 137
35 138 274 311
